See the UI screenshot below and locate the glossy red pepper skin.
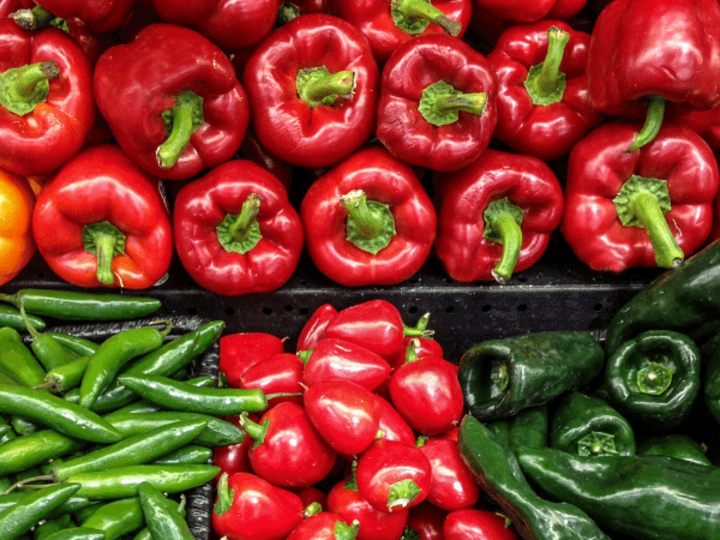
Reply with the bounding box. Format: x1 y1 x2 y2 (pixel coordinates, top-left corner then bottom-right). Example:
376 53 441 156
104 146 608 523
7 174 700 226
34 0 134 32
406 502 448 540
93 23 249 181
219 332 286 389
375 34 498 172
417 437 480 511
376 395 416 447
303 338 391 392
151 0 281 52
301 147 437 287
586 0 720 118
0 20 95 176
240 352 305 408
471 0 587 22
243 14 379 169
31 144 173 289
671 104 720 152
287 512 358 540
172 159 304 296
443 508 518 540
561 122 719 272
296 303 338 352
213 414 255 479
433 149 564 283
334 0 472 63
487 19 604 161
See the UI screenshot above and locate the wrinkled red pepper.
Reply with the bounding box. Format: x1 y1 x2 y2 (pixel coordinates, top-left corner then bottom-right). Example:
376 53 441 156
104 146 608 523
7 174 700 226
300 146 437 287
243 13 379 169
562 122 719 272
31 0 134 33
93 23 249 181
173 159 304 296
0 19 95 176
151 0 281 52
375 34 498 173
334 0 472 63
487 20 604 162
586 0 720 150
470 0 587 22
31 144 174 289
433 149 564 283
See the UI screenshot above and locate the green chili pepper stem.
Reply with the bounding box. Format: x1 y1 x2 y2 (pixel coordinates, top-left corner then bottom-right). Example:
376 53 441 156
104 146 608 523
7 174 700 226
157 91 204 169
36 355 92 394
392 0 462 36
524 26 570 106
403 312 435 338
239 413 270 448
213 473 233 516
627 94 665 152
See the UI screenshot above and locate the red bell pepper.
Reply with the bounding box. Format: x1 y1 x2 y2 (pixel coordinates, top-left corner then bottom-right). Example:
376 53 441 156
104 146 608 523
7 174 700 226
670 104 720 152
243 13 379 169
487 20 604 162
561 121 719 272
93 23 249 181
236 130 293 192
470 0 587 22
334 0 472 63
375 34 498 173
300 146 437 287
433 149 564 283
0 19 95 176
31 144 174 289
586 0 720 150
173 159 304 296
31 0 134 33
150 0 281 52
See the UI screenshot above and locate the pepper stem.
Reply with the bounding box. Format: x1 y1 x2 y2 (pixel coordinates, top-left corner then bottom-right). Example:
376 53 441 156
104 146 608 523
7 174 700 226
341 190 397 255
296 66 355 108
391 0 462 36
216 194 264 254
626 94 665 152
613 175 683 268
523 26 569 106
418 80 487 126
157 90 204 169
82 221 127 286
238 413 270 449
276 2 301 25
637 361 673 395
403 312 435 338
483 197 525 283
213 473 234 516
0 61 60 116
11 6 58 30
577 431 618 457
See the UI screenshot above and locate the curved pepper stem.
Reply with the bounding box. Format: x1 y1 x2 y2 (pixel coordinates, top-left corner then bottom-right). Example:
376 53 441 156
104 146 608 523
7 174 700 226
483 197 525 283
391 0 462 36
418 80 487 126
82 221 127 286
0 60 59 116
216 193 263 254
213 473 234 516
238 412 271 449
341 189 397 255
523 26 569 107
626 94 665 152
11 5 60 30
613 175 684 268
157 90 204 169
297 66 355 108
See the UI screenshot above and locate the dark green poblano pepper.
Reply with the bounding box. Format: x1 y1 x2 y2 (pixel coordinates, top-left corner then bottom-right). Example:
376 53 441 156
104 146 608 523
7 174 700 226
637 433 712 466
486 404 549 452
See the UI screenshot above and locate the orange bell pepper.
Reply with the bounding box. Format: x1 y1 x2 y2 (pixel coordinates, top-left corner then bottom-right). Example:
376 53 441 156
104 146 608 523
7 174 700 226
0 168 36 286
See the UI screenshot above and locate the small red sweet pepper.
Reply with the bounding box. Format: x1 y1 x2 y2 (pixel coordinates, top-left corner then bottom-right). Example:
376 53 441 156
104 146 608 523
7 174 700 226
487 20 604 161
31 0 134 33
433 149 564 283
375 34 498 173
470 0 588 22
334 0 473 63
31 144 174 289
561 121 720 272
243 13 379 169
0 19 95 176
173 159 304 296
300 146 437 287
586 0 720 150
93 23 249 181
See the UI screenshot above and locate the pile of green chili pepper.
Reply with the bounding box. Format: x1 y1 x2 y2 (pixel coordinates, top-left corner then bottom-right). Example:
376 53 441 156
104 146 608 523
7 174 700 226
0 288 269 540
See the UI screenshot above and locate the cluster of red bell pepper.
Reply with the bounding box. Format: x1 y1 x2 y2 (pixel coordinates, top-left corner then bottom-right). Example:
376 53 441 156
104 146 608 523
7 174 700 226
214 298 513 540
2 0 720 292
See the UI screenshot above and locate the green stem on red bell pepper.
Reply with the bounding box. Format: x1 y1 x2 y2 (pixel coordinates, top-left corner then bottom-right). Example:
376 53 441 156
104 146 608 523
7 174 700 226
0 60 60 116
157 90 204 169
627 94 665 152
523 26 569 107
391 0 462 36
418 80 487 126
216 194 263 254
483 197 525 283
341 189 397 255
238 413 271 449
81 221 127 286
11 6 59 31
297 67 355 108
613 175 683 268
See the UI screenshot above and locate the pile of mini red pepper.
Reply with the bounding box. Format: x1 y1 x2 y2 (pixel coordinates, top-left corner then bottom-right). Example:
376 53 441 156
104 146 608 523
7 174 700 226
2 0 720 293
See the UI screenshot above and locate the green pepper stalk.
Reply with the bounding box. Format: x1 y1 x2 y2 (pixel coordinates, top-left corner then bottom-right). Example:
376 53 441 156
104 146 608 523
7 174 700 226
390 0 462 36
523 26 570 107
297 66 355 108
341 189 397 255
0 60 60 116
418 80 487 126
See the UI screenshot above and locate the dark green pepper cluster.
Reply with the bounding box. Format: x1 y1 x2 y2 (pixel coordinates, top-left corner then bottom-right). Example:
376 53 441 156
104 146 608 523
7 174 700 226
457 239 720 540
0 288 267 540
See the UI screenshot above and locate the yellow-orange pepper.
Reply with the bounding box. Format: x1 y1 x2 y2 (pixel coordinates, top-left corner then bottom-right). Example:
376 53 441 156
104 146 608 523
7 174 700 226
0 168 36 286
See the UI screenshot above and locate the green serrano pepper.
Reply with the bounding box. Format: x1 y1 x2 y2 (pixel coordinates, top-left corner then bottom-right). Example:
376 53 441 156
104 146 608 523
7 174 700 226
117 374 268 415
0 289 162 321
19 305 77 373
0 492 90 520
138 481 194 540
0 430 86 477
31 514 74 540
80 497 144 540
0 385 122 444
98 376 215 416
42 528 106 540
132 495 186 540
0 304 45 331
0 482 80 539
153 445 213 465
44 334 100 357
38 355 92 395
0 327 46 388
